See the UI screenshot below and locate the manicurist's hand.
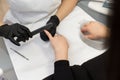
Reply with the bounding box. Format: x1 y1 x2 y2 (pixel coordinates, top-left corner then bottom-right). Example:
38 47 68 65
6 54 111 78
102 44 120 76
44 30 69 61
40 15 60 41
0 23 32 46
81 21 110 40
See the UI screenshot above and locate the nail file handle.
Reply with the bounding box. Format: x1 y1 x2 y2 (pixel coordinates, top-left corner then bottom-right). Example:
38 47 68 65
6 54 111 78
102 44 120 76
31 23 53 36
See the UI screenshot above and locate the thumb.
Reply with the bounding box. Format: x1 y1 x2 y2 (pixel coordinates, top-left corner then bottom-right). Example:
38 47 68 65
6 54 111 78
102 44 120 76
9 37 20 46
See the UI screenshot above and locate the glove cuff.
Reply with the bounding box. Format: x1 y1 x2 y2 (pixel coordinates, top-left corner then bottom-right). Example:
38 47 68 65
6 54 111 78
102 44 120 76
47 15 60 27
0 24 9 37
0 24 9 28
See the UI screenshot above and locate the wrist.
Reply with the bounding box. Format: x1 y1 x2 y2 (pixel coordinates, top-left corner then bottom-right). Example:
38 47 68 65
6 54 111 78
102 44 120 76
0 24 9 37
55 52 68 61
55 57 68 61
101 28 110 39
0 22 4 26
0 24 8 27
47 15 60 27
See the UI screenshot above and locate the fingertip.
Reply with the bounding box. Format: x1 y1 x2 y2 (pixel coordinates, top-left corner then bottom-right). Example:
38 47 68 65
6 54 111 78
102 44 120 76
15 42 20 46
16 41 20 46
81 27 87 32
44 30 48 35
85 35 94 40
17 44 20 46
44 30 47 33
44 30 49 35
84 35 89 39
44 30 52 40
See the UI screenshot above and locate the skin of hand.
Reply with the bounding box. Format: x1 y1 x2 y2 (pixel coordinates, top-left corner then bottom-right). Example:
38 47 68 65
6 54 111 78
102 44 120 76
44 30 69 61
56 0 78 21
0 0 9 25
81 21 110 40
0 22 3 26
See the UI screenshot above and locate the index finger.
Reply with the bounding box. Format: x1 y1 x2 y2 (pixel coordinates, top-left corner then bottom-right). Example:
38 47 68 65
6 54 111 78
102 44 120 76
44 30 53 40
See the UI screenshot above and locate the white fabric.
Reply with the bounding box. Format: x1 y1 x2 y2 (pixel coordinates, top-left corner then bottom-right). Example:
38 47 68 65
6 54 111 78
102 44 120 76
88 1 112 16
3 6 106 80
5 0 61 24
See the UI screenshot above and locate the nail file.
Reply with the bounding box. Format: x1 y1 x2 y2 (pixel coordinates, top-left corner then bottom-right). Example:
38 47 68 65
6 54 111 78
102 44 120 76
31 23 53 36
17 23 53 42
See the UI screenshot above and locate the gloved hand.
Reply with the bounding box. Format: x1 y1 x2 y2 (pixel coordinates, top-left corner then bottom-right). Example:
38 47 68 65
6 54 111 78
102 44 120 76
40 15 60 41
0 23 32 46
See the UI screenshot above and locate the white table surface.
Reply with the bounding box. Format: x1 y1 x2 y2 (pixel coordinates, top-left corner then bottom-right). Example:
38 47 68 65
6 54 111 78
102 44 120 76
4 6 106 80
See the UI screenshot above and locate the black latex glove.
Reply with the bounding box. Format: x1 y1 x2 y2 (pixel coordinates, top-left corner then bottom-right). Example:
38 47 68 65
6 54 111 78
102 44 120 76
40 15 60 41
0 23 32 46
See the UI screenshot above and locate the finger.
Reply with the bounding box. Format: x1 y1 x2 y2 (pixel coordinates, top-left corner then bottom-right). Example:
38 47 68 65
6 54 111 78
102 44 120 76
89 21 94 24
55 34 59 36
23 29 33 38
16 32 28 42
18 28 31 41
16 37 23 42
18 28 25 34
17 36 27 42
84 35 95 40
8 32 21 46
13 32 21 37
9 37 20 46
22 34 29 41
44 30 53 40
55 34 62 37
83 22 90 27
21 25 33 38
54 35 58 38
81 27 88 33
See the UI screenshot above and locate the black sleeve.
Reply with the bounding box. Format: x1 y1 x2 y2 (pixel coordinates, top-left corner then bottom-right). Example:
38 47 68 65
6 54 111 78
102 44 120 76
43 52 108 80
43 60 74 80
43 60 90 80
70 65 92 80
53 60 74 80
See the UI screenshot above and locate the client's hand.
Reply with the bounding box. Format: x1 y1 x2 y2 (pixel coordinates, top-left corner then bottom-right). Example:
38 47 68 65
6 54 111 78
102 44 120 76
81 21 110 40
44 30 69 61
